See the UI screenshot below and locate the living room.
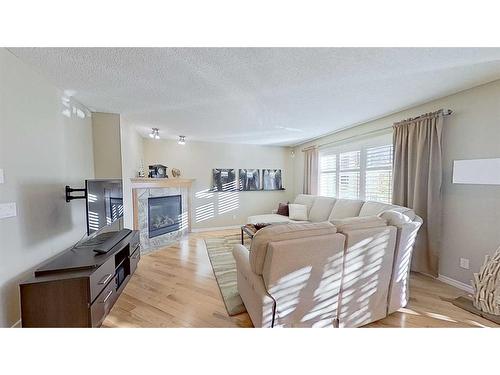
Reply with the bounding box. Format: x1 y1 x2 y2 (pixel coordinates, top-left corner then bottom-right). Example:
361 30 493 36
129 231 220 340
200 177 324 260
1 1 498 374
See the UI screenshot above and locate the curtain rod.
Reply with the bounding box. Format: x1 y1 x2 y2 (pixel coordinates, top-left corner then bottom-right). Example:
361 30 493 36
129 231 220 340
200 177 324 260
302 108 453 152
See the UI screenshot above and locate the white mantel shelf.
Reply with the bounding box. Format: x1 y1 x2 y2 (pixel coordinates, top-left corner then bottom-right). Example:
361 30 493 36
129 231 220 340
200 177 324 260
130 178 195 189
130 178 195 232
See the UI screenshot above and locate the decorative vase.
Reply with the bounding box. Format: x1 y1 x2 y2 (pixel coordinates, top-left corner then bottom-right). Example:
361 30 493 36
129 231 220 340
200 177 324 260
472 245 500 315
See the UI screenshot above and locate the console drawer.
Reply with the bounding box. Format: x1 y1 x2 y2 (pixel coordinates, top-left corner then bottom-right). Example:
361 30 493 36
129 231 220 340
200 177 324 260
89 257 115 303
90 278 116 327
129 246 140 275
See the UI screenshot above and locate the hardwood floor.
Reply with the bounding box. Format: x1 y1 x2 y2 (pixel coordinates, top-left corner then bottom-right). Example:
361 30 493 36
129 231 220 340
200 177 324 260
103 229 497 328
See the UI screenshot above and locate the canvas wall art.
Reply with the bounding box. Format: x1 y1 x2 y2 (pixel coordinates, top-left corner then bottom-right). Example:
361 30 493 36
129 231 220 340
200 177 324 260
262 169 283 190
239 169 260 191
212 168 236 191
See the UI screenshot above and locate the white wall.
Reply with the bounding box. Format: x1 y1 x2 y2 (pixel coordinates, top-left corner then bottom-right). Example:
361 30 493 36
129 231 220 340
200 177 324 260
120 118 144 229
0 49 95 327
92 112 122 178
142 138 294 229
293 79 500 286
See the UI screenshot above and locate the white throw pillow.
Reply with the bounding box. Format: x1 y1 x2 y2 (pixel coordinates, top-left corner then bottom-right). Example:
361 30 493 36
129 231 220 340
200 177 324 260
288 204 308 221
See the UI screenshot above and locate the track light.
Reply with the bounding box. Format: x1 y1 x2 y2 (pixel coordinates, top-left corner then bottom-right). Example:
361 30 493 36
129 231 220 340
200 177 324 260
178 135 186 145
149 128 160 139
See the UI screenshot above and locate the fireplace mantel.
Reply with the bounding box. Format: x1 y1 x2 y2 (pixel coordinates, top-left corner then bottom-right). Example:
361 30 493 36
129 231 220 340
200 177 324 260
131 178 195 189
131 178 195 238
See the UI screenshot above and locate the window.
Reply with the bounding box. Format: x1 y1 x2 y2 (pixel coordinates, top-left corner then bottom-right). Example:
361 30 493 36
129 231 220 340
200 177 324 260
319 154 336 197
365 145 393 203
318 134 393 203
339 151 360 199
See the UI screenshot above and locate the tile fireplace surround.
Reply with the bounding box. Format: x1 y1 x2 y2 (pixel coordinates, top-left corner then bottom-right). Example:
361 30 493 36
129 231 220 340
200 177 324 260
131 178 195 253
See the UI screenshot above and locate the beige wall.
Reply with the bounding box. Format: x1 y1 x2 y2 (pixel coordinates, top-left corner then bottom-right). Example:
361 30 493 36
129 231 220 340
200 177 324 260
142 138 294 229
120 119 144 229
92 112 122 178
293 79 500 285
0 49 95 327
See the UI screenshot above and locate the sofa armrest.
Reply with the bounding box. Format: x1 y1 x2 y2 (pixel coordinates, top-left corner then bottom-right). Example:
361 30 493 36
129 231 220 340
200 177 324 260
339 225 398 327
233 244 251 269
387 215 423 313
261 233 345 327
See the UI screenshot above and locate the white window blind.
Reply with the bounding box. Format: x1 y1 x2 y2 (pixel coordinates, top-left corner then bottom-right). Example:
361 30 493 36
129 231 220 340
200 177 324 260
319 154 336 197
365 144 393 203
339 171 360 199
339 151 360 199
318 134 393 203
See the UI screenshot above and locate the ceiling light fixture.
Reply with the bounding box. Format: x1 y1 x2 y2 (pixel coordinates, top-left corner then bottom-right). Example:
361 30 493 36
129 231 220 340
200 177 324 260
178 135 186 145
149 128 160 139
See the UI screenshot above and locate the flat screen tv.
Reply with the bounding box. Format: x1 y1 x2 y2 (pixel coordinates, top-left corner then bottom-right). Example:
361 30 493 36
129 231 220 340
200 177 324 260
85 179 124 236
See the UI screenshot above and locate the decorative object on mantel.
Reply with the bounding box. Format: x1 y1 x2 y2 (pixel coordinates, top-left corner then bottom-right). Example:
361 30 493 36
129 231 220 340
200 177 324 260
213 168 237 191
171 168 181 178
138 159 146 178
472 246 500 315
177 135 186 145
149 164 168 178
262 169 283 190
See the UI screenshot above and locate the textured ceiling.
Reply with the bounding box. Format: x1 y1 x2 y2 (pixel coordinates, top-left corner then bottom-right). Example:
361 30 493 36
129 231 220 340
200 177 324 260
9 48 500 146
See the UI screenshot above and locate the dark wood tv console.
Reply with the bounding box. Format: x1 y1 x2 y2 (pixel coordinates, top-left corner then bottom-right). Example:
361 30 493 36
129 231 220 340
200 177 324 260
19 230 140 327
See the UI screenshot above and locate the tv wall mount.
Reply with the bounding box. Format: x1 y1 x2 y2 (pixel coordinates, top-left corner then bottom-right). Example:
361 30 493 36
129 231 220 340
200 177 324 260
65 185 86 202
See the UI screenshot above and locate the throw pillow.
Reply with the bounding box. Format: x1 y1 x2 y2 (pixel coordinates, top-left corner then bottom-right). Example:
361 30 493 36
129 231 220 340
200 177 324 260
288 204 308 221
277 202 289 216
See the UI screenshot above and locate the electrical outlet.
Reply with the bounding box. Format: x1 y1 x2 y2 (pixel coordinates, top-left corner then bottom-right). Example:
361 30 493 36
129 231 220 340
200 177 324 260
0 202 16 219
460 258 470 270
232 214 237 220
0 169 4 184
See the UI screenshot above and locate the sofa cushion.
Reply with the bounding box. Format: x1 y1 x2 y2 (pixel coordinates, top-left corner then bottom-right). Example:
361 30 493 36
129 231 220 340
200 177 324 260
289 204 308 221
247 214 296 225
328 199 364 220
378 210 412 227
359 201 416 220
308 196 336 222
333 215 387 232
388 206 416 221
249 222 337 275
359 201 396 216
294 194 316 214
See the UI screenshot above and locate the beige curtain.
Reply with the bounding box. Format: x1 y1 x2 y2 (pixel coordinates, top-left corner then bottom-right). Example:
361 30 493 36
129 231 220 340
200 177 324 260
303 147 319 194
392 110 444 277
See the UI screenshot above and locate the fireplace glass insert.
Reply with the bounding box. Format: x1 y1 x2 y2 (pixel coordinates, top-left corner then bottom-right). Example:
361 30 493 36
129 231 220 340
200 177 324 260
148 195 182 238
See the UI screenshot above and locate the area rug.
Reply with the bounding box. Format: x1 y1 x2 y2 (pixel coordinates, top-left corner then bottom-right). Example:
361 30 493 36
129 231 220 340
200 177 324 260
204 233 250 316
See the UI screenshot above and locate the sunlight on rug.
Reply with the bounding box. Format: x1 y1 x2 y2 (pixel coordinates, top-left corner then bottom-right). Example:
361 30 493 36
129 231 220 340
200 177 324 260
204 233 250 316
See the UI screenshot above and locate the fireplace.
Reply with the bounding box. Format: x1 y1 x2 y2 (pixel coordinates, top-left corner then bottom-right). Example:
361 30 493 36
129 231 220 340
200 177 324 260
148 195 182 238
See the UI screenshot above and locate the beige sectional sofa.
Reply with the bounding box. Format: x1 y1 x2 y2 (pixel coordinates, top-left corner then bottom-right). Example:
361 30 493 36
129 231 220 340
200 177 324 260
233 194 423 327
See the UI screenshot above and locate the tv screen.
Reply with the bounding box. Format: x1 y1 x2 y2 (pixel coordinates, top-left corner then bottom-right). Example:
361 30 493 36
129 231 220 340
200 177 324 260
85 179 124 235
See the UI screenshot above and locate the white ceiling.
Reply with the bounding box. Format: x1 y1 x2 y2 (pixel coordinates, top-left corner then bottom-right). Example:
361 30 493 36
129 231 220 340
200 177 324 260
9 48 500 146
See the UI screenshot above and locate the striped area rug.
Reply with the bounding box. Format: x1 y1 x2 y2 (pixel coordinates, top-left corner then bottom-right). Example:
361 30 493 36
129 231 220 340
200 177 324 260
204 233 250 316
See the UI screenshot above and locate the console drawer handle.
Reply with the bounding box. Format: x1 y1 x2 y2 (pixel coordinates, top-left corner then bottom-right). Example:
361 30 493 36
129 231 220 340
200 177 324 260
102 290 113 304
132 252 140 260
98 273 113 285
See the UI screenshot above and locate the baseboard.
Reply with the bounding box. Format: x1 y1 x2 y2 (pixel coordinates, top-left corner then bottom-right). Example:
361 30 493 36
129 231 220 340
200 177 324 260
438 274 474 294
191 225 242 233
10 319 21 328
